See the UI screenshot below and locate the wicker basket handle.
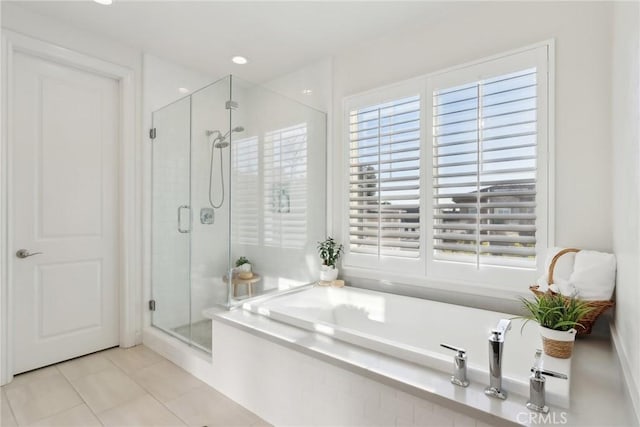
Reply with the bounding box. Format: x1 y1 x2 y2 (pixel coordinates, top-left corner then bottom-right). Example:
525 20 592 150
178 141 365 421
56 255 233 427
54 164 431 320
547 248 580 285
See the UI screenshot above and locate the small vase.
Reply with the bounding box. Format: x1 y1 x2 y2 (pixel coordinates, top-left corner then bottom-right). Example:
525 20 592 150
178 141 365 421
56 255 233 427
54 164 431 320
540 326 577 359
319 265 338 281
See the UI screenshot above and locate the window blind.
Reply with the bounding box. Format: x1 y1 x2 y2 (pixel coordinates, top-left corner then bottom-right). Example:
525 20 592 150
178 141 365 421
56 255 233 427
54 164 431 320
348 95 421 258
432 68 537 265
231 136 259 245
263 123 308 249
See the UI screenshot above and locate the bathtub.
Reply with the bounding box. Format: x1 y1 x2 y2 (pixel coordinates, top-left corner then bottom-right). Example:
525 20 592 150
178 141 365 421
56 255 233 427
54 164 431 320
242 285 571 408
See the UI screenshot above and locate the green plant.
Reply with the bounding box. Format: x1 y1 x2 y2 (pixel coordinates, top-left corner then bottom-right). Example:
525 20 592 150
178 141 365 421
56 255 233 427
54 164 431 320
317 237 343 268
235 256 250 267
519 293 592 332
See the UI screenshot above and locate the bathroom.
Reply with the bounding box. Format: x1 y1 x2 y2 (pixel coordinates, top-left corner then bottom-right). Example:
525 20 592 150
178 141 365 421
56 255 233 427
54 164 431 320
0 1 638 426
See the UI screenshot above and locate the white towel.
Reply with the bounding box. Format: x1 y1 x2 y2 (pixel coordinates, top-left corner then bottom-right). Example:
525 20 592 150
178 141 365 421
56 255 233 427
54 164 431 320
535 247 577 292
568 250 616 301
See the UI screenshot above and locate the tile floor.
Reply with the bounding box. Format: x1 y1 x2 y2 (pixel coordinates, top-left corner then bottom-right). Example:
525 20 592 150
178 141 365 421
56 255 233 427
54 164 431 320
0 345 269 427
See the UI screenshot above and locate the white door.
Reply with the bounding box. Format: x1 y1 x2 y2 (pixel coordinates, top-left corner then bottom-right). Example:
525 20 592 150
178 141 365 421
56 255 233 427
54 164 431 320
11 51 120 374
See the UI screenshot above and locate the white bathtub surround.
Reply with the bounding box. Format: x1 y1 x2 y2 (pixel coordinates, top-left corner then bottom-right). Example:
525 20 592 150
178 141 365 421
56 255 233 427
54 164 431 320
206 304 634 427
243 286 570 407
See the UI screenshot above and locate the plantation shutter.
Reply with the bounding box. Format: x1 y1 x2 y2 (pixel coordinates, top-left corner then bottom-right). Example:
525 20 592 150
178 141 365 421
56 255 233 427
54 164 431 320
348 95 421 258
231 136 259 245
263 123 308 249
432 68 537 266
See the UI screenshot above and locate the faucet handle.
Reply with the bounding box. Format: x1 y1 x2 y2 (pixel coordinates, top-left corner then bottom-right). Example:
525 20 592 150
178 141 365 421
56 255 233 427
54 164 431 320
440 343 469 387
532 368 568 380
440 343 466 356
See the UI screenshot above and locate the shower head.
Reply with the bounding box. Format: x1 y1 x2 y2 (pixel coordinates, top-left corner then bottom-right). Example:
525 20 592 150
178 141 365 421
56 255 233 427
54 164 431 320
210 126 244 148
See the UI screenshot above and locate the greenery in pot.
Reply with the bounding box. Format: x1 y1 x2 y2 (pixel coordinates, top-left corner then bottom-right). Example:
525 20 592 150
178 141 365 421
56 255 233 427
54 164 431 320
317 237 343 268
235 256 250 268
519 293 592 332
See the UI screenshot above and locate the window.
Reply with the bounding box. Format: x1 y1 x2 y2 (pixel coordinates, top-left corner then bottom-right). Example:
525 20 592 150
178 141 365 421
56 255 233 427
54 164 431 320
232 124 309 250
232 136 260 245
432 68 538 268
347 94 422 260
263 123 308 249
342 44 550 286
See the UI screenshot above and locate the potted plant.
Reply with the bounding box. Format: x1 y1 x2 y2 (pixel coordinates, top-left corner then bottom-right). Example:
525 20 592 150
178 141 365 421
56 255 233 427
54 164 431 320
235 256 253 279
519 293 592 359
317 237 343 281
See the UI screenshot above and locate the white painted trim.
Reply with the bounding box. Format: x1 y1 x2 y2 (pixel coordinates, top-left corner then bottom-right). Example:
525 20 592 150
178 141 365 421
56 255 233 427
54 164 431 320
611 323 640 425
546 40 556 249
0 30 140 385
339 41 555 293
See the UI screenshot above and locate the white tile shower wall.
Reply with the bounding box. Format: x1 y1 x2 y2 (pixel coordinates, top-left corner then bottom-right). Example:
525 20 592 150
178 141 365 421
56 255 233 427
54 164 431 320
230 82 327 292
210 321 491 427
189 80 248 322
142 54 216 329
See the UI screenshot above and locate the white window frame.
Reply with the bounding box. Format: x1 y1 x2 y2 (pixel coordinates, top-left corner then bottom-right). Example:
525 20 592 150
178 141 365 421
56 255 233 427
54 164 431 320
340 41 554 294
342 78 427 276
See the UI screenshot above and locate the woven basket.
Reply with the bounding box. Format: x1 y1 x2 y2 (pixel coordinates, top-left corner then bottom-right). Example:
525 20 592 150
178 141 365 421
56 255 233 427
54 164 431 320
541 336 574 359
540 326 576 358
529 248 615 336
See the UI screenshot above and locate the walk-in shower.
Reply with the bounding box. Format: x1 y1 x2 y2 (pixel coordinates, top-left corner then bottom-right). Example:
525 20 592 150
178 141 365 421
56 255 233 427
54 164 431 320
150 75 327 353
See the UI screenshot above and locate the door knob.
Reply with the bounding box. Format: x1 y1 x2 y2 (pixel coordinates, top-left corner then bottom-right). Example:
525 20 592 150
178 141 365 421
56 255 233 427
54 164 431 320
16 249 43 259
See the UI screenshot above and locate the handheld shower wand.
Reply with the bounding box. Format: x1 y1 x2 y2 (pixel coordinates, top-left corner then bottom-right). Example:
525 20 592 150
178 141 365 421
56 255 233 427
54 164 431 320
206 126 245 209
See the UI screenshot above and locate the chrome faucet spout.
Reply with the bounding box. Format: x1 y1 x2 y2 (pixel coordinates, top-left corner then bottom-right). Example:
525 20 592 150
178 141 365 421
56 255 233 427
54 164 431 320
496 319 512 336
485 318 512 400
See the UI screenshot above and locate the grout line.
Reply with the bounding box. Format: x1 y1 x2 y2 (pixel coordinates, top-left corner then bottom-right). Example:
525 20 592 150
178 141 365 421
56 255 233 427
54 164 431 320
4 366 90 426
59 363 106 426
25 403 92 427
114 348 196 426
2 389 20 427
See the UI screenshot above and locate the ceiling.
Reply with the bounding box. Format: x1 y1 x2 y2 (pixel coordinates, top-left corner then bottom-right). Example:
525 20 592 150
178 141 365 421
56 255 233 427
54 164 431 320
7 1 453 82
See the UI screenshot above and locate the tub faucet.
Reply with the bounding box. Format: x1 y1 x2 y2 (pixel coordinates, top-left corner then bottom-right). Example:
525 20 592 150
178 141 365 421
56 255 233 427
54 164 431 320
440 344 470 387
527 350 568 413
485 318 512 400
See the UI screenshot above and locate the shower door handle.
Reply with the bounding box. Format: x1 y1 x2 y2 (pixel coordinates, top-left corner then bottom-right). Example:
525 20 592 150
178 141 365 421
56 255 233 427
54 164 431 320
177 205 191 233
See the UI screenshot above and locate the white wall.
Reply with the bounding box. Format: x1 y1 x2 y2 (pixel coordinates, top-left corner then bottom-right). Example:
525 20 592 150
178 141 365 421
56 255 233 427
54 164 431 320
264 58 333 112
331 2 614 261
611 1 640 422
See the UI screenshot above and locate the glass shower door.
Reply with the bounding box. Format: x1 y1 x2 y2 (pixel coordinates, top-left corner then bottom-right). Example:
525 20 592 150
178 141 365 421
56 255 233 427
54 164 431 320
150 97 192 342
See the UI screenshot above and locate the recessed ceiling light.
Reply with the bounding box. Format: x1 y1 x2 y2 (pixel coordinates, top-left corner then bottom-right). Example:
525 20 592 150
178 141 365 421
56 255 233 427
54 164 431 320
301 89 313 95
94 0 113 5
232 56 248 65
178 87 190 94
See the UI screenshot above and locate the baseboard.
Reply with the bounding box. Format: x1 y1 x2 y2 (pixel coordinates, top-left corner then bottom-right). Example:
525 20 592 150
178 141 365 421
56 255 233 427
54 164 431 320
610 323 640 425
142 326 215 388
